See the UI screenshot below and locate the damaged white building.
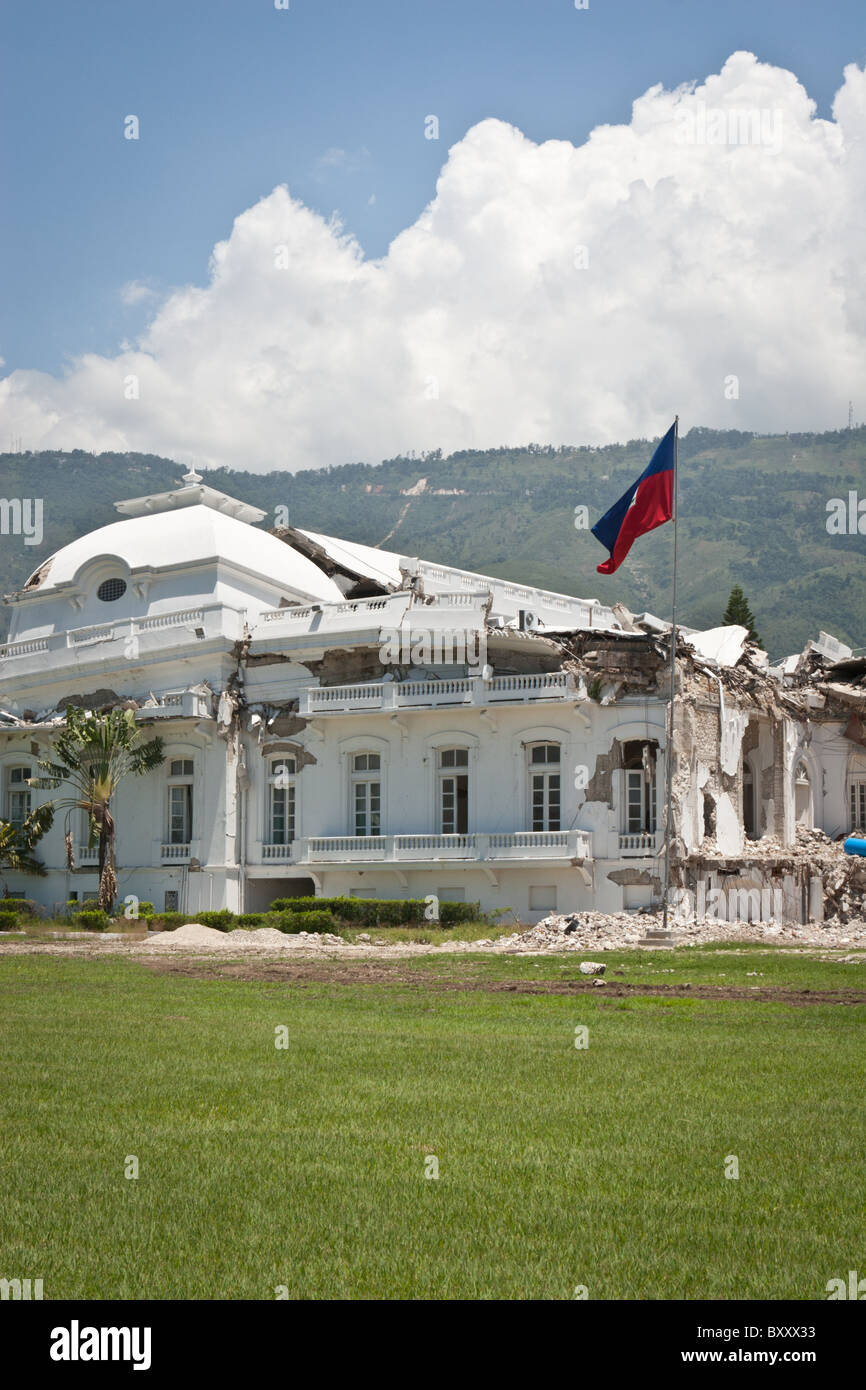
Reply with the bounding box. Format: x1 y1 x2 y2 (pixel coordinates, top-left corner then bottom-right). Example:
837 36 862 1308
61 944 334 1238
1 469 865 924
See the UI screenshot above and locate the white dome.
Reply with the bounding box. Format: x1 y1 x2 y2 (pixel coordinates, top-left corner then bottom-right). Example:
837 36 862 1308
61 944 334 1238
26 503 345 604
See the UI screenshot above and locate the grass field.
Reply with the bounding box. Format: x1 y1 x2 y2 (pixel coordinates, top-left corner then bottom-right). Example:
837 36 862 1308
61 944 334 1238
0 945 864 1300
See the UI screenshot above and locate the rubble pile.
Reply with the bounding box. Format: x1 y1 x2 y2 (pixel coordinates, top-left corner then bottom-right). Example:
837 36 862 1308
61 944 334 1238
782 826 866 924
485 907 866 952
819 854 866 924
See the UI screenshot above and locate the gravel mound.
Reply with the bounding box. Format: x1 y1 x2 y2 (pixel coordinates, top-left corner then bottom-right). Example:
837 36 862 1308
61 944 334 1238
139 924 345 952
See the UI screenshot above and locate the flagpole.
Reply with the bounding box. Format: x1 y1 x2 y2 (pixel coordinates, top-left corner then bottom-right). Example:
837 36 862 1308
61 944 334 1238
661 416 679 932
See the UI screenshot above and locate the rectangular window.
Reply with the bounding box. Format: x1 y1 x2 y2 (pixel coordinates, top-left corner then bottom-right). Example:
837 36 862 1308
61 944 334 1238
626 768 657 833
529 885 557 912
529 746 560 831
531 772 561 831
168 784 192 844
850 779 866 831
169 759 193 777
354 782 381 836
438 749 469 833
164 891 179 912
352 754 381 836
6 766 32 829
440 775 468 833
270 783 296 844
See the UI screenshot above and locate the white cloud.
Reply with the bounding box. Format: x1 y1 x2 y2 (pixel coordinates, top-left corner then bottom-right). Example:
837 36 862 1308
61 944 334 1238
315 145 371 178
3 51 865 472
119 280 159 307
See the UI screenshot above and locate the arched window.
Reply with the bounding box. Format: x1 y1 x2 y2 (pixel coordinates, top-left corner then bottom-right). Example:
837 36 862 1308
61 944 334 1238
351 752 381 837
268 757 297 845
528 743 561 831
166 757 194 848
437 747 469 834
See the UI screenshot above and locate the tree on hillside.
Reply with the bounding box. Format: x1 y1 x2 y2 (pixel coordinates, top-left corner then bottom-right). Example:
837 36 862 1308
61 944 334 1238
722 585 761 645
0 804 55 894
32 707 164 913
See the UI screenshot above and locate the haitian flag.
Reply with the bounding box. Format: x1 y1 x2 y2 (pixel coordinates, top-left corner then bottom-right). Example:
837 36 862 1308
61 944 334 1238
591 422 676 574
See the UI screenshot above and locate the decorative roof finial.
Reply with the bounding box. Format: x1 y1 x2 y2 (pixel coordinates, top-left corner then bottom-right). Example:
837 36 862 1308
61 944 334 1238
181 467 203 488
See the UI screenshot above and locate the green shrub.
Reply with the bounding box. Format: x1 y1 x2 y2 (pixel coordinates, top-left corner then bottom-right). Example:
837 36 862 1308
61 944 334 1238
72 910 110 931
134 901 154 917
147 912 189 932
269 897 325 914
0 898 37 917
197 909 236 931
270 910 338 934
439 901 481 926
0 914 19 930
237 913 266 927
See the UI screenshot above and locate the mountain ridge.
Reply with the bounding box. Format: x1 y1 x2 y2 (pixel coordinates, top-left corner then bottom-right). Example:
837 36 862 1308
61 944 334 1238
1 425 864 658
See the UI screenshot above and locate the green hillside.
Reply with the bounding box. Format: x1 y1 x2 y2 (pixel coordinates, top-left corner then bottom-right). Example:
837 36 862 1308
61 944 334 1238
1 426 865 658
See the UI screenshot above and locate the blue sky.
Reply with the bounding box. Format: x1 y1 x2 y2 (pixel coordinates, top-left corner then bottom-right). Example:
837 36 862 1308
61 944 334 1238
2 0 864 378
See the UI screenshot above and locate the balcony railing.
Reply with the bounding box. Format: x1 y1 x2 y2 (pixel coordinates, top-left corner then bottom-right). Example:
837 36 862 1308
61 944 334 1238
76 845 99 865
161 842 191 862
619 831 660 856
0 604 241 666
261 842 295 860
256 829 592 865
298 671 574 715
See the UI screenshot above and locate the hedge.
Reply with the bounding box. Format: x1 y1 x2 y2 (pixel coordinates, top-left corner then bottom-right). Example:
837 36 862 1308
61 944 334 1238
72 910 110 931
267 896 481 927
270 910 339 934
197 909 236 931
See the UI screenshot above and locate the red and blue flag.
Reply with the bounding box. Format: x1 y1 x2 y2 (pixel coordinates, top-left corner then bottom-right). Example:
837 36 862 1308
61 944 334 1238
591 422 676 574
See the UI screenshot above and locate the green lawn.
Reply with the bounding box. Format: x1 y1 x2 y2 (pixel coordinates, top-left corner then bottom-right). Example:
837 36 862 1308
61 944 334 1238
0 950 863 1300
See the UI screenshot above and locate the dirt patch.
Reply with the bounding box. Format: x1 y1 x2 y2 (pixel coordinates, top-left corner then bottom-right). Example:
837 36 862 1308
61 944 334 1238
137 956 866 1006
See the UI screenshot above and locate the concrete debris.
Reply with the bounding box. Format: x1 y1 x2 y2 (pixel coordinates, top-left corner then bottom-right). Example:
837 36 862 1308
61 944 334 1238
490 909 866 952
685 624 750 668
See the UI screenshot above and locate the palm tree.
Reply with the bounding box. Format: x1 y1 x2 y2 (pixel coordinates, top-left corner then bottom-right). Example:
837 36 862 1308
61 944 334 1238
0 803 55 893
32 706 164 913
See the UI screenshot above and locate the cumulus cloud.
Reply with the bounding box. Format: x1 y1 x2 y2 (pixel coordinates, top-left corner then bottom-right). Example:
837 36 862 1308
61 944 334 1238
2 51 865 471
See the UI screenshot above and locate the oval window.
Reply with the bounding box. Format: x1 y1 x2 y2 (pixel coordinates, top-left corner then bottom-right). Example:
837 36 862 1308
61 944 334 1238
97 578 127 602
